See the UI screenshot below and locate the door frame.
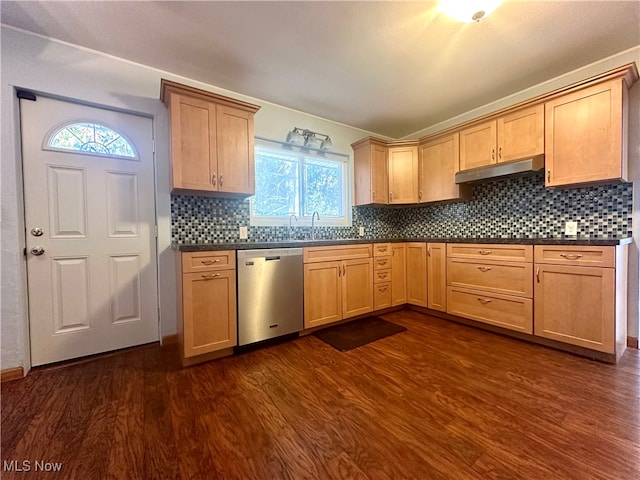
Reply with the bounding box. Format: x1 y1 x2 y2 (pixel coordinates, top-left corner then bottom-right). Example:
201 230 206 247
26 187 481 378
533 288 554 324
18 91 163 367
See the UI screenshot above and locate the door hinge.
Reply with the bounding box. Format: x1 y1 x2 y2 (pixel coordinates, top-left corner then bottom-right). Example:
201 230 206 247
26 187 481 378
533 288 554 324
16 90 36 101
23 247 27 257
154 225 158 238
152 139 156 153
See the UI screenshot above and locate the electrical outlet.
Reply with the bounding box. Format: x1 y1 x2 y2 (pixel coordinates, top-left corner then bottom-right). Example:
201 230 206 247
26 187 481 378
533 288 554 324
564 221 578 236
359 226 365 237
239 226 248 240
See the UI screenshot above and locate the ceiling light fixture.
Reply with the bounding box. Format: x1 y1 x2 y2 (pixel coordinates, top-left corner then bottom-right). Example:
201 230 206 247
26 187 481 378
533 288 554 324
286 127 333 150
439 0 502 23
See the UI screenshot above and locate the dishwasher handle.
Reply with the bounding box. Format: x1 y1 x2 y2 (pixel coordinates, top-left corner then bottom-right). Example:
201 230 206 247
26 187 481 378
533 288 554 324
265 256 281 261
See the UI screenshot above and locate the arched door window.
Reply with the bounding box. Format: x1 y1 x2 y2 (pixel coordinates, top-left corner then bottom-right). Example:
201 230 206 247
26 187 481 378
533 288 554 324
46 122 138 160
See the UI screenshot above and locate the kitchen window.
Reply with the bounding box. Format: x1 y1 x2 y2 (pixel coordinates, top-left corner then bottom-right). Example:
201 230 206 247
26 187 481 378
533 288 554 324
250 144 351 227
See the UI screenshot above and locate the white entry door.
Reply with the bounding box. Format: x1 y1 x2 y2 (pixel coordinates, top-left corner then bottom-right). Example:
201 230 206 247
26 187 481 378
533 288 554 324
21 95 159 366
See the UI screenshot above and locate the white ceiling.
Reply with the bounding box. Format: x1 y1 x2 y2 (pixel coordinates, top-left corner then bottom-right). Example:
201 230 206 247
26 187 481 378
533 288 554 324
2 1 639 138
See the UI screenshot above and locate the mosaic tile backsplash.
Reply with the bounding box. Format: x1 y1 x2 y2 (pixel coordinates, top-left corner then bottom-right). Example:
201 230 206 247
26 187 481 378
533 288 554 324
171 172 633 243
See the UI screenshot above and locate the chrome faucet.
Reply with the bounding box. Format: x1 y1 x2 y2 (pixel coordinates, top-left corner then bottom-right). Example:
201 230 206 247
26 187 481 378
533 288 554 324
311 211 320 240
288 214 298 240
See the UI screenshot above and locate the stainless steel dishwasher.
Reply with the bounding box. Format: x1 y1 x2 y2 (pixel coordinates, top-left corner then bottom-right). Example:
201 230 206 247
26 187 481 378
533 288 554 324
237 248 304 346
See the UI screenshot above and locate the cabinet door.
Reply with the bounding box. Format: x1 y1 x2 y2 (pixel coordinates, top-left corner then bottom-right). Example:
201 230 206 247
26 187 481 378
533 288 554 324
304 262 342 328
216 105 255 194
497 104 544 163
427 243 447 312
534 264 615 353
406 243 427 307
388 145 419 204
353 142 388 205
170 93 217 191
545 78 625 187
391 243 407 306
459 120 497 171
342 258 373 319
182 270 237 357
419 134 471 203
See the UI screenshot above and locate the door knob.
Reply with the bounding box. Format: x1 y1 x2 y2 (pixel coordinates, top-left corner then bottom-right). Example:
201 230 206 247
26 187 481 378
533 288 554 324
30 246 45 256
30 227 44 237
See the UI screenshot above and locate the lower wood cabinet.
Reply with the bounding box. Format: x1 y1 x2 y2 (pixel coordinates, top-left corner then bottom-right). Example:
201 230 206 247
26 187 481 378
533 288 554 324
406 243 428 307
391 243 407 306
446 244 533 334
177 251 237 365
427 243 447 312
534 245 627 358
303 245 373 329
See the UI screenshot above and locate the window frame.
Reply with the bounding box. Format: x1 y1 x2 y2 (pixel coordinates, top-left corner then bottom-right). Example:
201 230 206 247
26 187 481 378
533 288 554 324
250 141 352 228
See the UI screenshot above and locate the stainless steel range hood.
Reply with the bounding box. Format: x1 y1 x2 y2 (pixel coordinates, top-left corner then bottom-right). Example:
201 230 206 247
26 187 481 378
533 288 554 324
455 155 545 184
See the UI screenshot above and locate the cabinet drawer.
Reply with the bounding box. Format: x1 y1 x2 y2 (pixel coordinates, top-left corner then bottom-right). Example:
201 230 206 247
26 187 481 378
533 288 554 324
373 257 391 270
373 243 392 257
304 244 372 263
374 282 392 310
447 258 533 298
447 244 533 262
374 268 392 283
534 245 614 268
447 287 533 334
182 251 235 273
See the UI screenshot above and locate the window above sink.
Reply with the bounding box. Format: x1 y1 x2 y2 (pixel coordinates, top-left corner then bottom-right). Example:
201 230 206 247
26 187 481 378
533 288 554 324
250 143 352 227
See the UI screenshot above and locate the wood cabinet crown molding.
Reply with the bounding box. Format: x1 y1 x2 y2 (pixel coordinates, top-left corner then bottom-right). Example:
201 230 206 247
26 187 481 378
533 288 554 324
160 79 261 113
417 62 638 144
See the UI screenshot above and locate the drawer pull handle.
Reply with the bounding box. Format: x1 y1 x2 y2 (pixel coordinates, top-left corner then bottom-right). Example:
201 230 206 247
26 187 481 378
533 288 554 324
378 287 388 292
377 247 387 252
201 273 221 279
200 259 221 265
212 173 217 187
478 266 492 272
536 267 540 283
560 253 583 260
378 273 388 279
477 298 492 305
377 260 387 265
427 246 431 257
479 250 492 255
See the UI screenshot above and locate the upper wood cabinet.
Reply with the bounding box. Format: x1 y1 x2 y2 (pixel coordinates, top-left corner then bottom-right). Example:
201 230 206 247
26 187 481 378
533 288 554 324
388 142 419 204
418 133 472 203
352 137 388 206
459 104 544 171
545 76 632 187
161 79 260 197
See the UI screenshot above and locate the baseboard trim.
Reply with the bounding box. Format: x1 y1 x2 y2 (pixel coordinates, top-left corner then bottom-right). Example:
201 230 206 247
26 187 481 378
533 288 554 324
1 367 24 383
162 334 178 346
628 337 639 349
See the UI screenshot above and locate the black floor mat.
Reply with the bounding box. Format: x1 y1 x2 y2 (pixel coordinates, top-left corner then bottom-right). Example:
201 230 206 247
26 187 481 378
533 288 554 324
313 316 407 351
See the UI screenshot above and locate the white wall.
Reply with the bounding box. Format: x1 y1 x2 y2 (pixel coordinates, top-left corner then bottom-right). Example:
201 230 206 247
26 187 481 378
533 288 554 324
0 27 375 371
2 27 638 371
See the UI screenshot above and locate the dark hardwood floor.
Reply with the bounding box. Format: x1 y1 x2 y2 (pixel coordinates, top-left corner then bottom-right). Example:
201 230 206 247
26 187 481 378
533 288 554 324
2 310 639 479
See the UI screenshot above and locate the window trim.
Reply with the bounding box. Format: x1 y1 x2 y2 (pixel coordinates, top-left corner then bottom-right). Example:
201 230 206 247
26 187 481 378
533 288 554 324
250 140 352 228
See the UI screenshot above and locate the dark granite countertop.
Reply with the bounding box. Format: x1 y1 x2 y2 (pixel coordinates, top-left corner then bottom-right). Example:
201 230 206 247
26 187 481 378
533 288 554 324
174 237 632 251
